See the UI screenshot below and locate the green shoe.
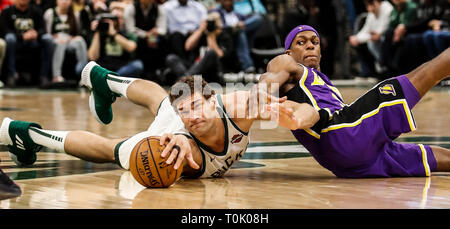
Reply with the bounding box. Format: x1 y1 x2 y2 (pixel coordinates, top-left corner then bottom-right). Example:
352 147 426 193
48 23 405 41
0 118 43 167
80 61 119 125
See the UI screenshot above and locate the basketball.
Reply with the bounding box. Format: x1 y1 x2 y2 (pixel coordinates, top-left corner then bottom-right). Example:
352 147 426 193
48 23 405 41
129 136 183 188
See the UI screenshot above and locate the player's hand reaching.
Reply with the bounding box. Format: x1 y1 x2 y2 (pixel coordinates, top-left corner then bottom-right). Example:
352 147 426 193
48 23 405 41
267 101 320 130
159 133 200 170
267 103 302 130
248 84 287 119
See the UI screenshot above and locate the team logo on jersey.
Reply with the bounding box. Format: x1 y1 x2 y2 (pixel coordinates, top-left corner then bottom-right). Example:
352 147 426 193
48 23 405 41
231 134 243 144
379 84 396 96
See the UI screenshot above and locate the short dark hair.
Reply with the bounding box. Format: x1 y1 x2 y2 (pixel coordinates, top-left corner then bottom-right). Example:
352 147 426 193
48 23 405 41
169 75 215 107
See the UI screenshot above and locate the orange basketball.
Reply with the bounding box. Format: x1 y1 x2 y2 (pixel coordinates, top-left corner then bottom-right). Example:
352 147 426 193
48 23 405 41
129 137 183 188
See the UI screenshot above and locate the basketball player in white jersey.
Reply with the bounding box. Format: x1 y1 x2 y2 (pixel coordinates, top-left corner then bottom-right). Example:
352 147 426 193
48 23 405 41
0 61 285 179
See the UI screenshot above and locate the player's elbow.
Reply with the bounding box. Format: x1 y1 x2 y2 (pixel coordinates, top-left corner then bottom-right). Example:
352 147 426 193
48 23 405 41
295 104 320 129
301 108 320 129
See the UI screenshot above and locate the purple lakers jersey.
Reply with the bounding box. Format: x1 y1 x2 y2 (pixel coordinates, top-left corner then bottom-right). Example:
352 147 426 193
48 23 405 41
285 65 345 139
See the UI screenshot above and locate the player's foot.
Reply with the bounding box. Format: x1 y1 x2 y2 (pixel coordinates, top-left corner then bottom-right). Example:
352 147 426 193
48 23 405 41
0 167 21 200
80 61 119 125
0 117 42 167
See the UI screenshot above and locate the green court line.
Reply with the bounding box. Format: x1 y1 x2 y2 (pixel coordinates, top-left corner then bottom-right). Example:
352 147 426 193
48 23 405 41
0 107 25 111
248 141 302 147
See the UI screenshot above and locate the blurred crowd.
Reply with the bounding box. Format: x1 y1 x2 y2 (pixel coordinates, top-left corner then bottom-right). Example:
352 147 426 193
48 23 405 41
348 0 449 82
0 0 448 88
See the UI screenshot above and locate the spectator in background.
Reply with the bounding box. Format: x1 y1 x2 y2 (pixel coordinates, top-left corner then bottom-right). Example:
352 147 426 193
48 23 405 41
162 0 207 84
389 0 418 43
1 0 54 87
86 0 110 37
72 0 96 44
87 2 143 77
164 0 207 39
380 0 417 76
214 0 255 73
349 0 393 79
124 0 166 77
419 0 450 59
233 0 265 47
44 0 88 82
182 12 236 84
394 0 448 72
163 12 234 84
0 0 13 82
233 0 266 16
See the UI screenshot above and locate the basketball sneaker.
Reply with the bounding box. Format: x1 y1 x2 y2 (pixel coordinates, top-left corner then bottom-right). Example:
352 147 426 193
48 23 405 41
0 167 21 200
80 61 120 125
0 117 42 167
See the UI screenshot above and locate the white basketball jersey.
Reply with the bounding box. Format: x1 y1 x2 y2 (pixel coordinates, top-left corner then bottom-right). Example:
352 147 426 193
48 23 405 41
190 94 249 178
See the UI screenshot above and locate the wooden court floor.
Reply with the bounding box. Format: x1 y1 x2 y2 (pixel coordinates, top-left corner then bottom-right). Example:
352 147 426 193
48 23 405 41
0 85 449 209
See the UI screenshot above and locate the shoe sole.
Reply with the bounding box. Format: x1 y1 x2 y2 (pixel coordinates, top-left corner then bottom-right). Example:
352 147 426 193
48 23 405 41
89 93 106 125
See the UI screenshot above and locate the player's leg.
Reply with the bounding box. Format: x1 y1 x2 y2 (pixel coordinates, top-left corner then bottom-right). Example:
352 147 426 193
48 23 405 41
406 47 450 97
80 61 168 124
0 117 122 166
63 131 123 163
429 145 450 172
124 78 168 115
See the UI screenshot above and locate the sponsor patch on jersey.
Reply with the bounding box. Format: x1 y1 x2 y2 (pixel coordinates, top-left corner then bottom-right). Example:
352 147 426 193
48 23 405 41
379 84 396 96
231 134 243 144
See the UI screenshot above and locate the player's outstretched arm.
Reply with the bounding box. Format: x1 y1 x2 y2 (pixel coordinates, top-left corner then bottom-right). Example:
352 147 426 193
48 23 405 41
258 54 304 94
247 54 303 119
267 100 320 130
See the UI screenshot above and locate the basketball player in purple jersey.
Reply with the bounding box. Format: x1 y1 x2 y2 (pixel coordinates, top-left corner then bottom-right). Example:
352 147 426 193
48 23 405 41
258 25 450 178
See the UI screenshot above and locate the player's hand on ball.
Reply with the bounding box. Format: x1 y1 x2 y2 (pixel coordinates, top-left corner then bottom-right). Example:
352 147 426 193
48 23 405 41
160 133 200 170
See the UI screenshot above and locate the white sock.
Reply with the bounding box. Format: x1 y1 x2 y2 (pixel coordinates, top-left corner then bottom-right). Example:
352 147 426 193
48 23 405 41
106 74 138 99
28 127 69 153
